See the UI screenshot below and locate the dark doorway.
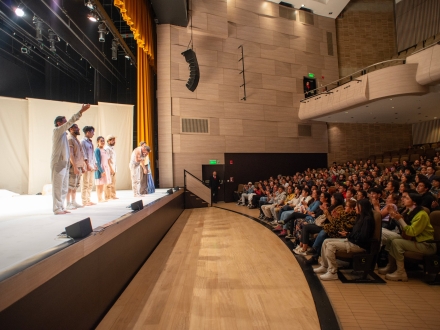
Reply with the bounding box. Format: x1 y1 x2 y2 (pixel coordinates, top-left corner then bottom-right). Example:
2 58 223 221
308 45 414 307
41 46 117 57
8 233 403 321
303 76 317 98
202 164 225 202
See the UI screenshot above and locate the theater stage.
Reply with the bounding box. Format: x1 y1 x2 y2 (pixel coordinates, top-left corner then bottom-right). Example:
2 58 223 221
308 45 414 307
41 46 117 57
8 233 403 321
0 189 172 277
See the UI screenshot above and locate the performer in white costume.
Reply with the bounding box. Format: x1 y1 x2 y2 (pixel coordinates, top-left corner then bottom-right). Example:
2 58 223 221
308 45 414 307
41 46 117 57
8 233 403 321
51 104 91 215
129 143 148 197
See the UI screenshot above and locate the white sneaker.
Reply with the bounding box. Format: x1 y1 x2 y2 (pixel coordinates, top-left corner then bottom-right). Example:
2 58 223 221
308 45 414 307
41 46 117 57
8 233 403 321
66 203 77 210
320 271 338 281
313 266 328 274
293 248 307 256
72 201 83 208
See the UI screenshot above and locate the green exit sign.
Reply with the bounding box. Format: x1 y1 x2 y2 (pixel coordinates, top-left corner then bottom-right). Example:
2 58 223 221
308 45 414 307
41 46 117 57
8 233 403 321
209 160 217 164
308 73 315 78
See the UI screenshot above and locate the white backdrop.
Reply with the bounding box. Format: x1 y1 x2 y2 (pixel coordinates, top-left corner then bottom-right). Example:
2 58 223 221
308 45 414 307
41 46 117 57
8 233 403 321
0 97 29 194
0 97 133 194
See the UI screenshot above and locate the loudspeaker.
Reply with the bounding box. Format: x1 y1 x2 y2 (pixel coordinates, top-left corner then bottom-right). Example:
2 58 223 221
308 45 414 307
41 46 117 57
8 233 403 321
65 218 93 239
181 49 200 92
174 186 180 191
131 200 143 211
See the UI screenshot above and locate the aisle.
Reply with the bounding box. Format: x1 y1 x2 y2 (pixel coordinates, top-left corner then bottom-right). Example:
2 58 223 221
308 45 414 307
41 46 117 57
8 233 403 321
98 207 320 330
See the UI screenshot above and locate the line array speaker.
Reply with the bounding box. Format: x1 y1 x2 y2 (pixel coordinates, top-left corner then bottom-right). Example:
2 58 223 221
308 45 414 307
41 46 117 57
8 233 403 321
181 49 200 92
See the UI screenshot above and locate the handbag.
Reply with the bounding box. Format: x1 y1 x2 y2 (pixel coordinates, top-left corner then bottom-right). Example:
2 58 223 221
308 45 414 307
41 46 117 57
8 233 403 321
314 214 327 227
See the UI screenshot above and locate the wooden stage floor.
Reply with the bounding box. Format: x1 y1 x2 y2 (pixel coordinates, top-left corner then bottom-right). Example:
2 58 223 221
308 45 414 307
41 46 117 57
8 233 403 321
98 207 320 330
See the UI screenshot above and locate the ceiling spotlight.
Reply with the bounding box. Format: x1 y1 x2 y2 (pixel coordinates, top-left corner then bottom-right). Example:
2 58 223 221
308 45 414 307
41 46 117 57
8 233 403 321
98 23 108 42
84 0 95 10
48 29 60 52
125 54 130 59
111 39 118 60
301 4 304 7
15 6 24 17
33 16 44 41
88 12 99 22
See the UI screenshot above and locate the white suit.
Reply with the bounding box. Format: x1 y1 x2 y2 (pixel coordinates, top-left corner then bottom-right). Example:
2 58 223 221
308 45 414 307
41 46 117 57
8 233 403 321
51 111 82 213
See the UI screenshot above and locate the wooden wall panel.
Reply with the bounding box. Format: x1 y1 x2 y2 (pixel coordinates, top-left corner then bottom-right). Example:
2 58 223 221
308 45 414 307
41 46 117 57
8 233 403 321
225 136 266 153
179 98 225 118
157 1 336 186
219 118 243 136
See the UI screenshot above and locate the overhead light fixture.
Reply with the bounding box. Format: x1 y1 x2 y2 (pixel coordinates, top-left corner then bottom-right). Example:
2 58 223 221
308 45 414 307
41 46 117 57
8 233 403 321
33 16 44 41
15 6 24 17
48 29 60 52
84 0 95 10
125 54 130 59
111 39 118 60
88 12 100 22
98 23 108 42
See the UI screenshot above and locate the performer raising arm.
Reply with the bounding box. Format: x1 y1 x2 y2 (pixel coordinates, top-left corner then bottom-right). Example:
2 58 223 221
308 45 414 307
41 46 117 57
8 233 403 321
51 104 91 215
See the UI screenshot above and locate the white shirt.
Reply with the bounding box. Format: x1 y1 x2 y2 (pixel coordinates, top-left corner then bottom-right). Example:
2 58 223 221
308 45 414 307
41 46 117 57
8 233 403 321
51 111 82 170
105 145 117 172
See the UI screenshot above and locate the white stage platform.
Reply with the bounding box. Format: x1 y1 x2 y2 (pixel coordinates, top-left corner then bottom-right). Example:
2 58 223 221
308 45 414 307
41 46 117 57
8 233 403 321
0 189 170 274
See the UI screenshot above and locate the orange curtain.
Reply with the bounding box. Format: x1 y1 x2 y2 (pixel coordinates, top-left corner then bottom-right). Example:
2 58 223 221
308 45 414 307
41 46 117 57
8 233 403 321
114 0 155 176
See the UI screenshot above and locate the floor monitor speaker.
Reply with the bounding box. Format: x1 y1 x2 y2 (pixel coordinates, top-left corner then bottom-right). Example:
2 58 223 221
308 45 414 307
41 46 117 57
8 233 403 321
65 217 93 239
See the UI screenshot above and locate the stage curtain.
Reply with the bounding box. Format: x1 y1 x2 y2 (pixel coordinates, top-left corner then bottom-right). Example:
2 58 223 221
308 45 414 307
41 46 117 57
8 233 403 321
114 0 155 177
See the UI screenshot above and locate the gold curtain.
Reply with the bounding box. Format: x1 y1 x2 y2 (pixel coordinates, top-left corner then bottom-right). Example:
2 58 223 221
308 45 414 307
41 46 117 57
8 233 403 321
114 0 155 176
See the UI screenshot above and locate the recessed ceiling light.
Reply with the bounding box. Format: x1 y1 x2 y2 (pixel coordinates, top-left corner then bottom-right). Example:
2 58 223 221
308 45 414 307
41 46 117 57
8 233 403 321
390 99 392 100
301 4 305 7
435 117 438 119
329 12 333 14
392 107 394 108
345 111 348 113
15 7 24 17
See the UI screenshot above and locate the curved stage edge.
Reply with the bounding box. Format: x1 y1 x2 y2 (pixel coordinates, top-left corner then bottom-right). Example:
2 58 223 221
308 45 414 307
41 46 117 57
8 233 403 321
0 190 185 330
214 205 340 330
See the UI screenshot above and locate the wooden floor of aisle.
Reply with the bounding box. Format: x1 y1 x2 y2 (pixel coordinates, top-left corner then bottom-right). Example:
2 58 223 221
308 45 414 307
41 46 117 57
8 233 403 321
98 207 320 330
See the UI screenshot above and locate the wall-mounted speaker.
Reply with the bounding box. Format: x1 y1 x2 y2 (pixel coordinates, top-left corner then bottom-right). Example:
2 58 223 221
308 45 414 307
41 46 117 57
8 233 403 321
65 217 93 239
181 49 200 92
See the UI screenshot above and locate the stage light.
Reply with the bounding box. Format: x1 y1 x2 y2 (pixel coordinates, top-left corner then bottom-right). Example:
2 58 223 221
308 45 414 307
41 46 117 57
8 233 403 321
15 7 24 17
48 29 60 52
111 39 118 60
125 54 130 59
167 189 174 195
21 46 30 54
98 23 108 42
33 16 44 42
88 12 99 22
84 0 95 10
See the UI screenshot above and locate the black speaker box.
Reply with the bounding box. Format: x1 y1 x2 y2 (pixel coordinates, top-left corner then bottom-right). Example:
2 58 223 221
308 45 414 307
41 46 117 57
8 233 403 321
65 217 93 239
131 200 144 211
181 49 200 92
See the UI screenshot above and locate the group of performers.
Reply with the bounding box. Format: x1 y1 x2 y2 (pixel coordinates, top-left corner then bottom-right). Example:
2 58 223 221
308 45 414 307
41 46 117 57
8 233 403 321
51 104 154 215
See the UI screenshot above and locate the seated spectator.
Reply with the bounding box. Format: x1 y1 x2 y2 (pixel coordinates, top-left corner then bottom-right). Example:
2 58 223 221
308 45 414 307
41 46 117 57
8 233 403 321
416 180 436 212
372 192 399 229
379 191 436 281
306 199 357 265
261 186 286 222
293 193 345 255
248 183 263 208
272 186 295 219
426 166 436 182
278 187 311 223
238 182 254 206
314 199 375 280
356 190 368 200
345 188 356 202
279 190 321 237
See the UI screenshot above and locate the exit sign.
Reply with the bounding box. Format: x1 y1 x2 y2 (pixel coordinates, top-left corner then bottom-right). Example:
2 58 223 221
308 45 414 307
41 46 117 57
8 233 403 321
308 73 315 78
209 160 217 164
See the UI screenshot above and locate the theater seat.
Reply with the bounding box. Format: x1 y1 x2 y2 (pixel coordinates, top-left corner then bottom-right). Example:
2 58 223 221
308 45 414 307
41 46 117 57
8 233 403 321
403 211 440 284
334 210 382 281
